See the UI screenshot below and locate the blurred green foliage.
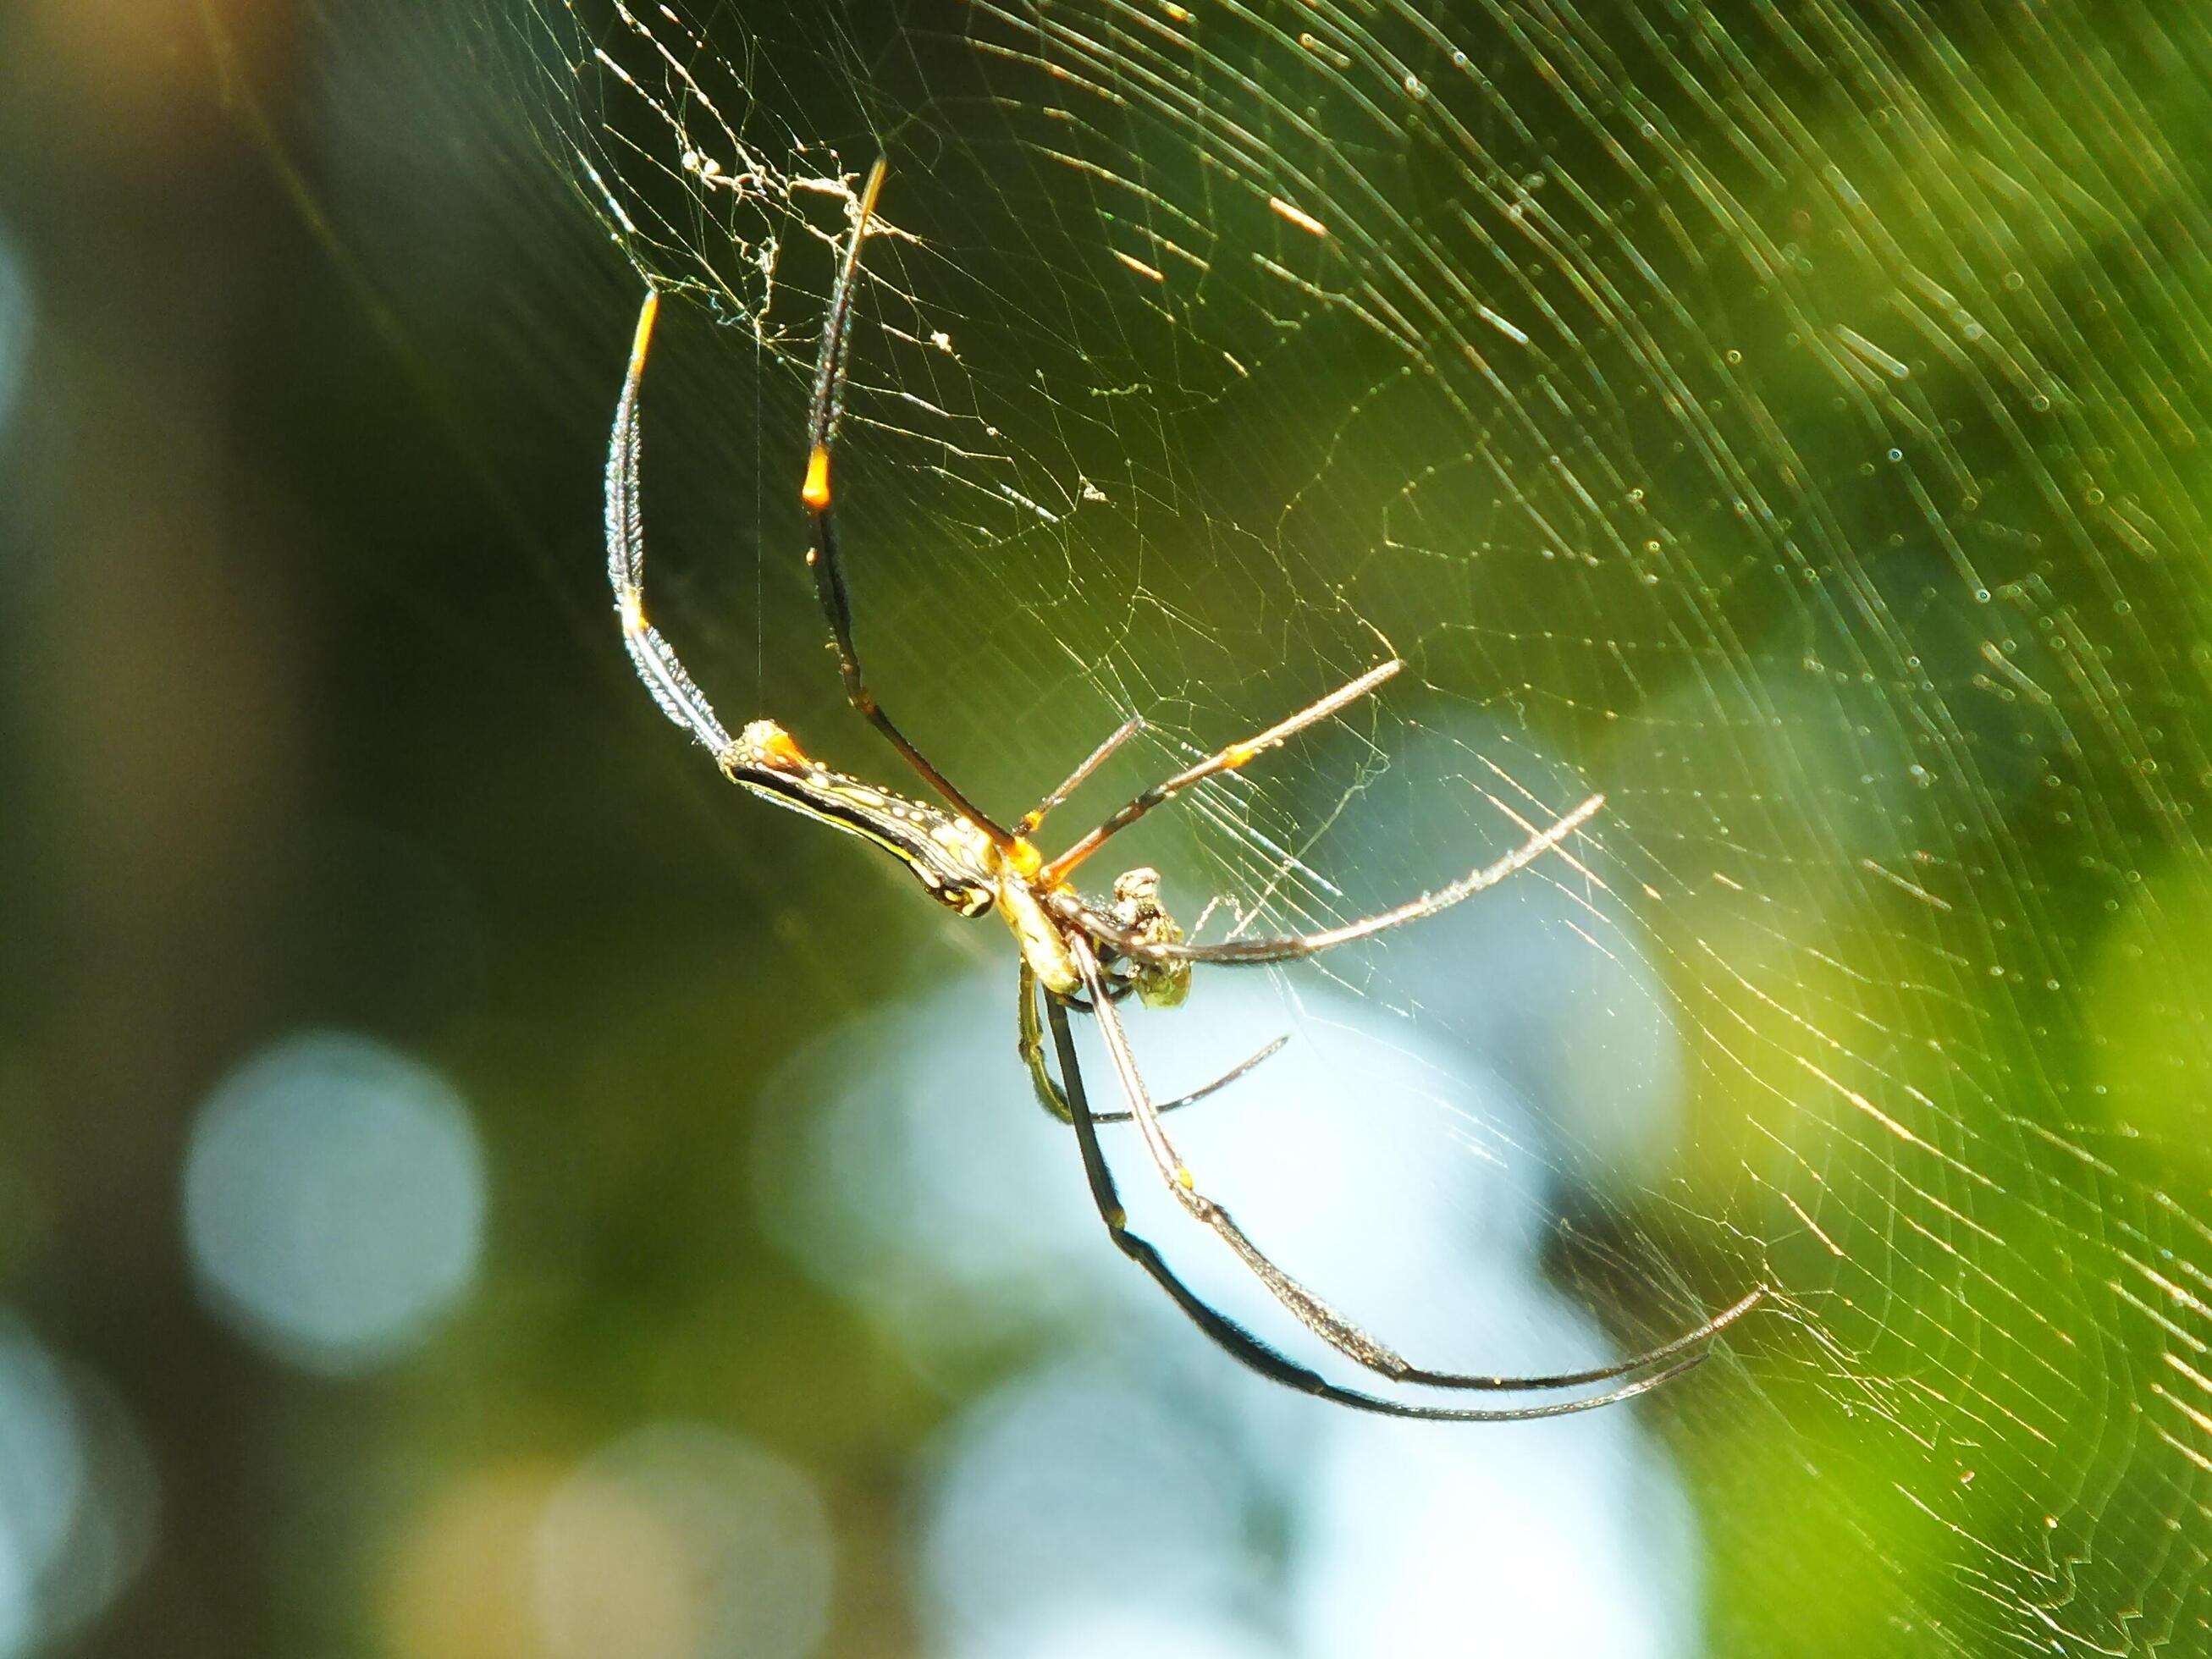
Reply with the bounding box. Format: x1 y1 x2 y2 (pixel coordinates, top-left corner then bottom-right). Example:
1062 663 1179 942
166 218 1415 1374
5 0 2212 1654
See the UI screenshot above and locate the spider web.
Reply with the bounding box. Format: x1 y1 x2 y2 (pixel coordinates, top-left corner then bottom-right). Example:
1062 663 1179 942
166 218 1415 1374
296 0 2212 1650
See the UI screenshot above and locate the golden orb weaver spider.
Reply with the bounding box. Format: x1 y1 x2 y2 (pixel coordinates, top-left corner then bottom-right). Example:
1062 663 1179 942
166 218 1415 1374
605 159 1761 1420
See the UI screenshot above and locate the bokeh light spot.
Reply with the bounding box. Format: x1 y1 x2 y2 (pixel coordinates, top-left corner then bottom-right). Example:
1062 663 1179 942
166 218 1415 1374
0 224 26 440
918 1363 1262 1656
32 1363 158 1650
0 1320 157 1655
0 1320 82 1599
384 1463 561 1659
0 1320 76 1657
182 1030 487 1374
532 1423 832 1659
965 1606 1283 1659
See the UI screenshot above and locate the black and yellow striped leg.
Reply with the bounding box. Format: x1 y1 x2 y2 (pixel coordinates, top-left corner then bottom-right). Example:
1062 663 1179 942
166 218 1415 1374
799 157 1014 845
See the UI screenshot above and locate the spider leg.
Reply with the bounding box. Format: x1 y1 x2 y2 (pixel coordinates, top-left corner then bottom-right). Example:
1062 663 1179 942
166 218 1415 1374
1041 660 1402 885
1066 934 1759 1393
1058 791 1608 968
801 158 1014 845
1018 962 1286 1125
606 289 735 754
1042 990 1714 1420
1021 715 1145 837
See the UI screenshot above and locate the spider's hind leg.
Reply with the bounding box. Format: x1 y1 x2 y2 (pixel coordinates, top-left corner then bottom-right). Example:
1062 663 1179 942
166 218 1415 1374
1018 962 1283 1125
1065 932 1761 1398
1040 987 1721 1422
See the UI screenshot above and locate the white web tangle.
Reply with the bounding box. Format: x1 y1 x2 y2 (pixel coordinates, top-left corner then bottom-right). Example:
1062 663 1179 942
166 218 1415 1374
509 0 2212 1651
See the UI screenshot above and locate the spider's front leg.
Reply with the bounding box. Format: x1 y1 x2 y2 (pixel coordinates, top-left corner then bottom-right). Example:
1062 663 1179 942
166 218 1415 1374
605 289 736 757
797 157 1015 844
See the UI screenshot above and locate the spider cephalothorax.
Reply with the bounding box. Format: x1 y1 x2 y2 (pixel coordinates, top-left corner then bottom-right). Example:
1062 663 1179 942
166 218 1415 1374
603 158 1760 1419
1106 868 1189 1009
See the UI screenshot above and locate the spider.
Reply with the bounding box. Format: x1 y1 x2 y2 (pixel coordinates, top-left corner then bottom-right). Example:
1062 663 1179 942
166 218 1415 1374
604 159 1760 1421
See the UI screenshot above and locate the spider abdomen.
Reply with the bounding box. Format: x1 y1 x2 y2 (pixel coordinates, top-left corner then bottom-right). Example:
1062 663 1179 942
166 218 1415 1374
720 719 997 917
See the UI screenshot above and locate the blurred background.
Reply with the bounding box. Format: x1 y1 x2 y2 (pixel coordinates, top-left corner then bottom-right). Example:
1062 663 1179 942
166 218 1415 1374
4 0 2212 1653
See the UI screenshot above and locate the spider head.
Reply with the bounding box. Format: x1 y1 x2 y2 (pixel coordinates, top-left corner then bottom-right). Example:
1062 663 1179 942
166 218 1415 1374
1110 867 1191 1009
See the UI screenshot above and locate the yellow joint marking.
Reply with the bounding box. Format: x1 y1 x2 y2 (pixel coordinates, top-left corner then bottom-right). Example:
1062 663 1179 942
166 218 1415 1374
628 289 660 373
802 444 832 510
858 156 889 224
1106 1206 1128 1230
758 725 808 766
1268 196 1329 238
617 584 646 634
1007 838 1045 880
1175 1165 1195 1191
1222 741 1261 769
